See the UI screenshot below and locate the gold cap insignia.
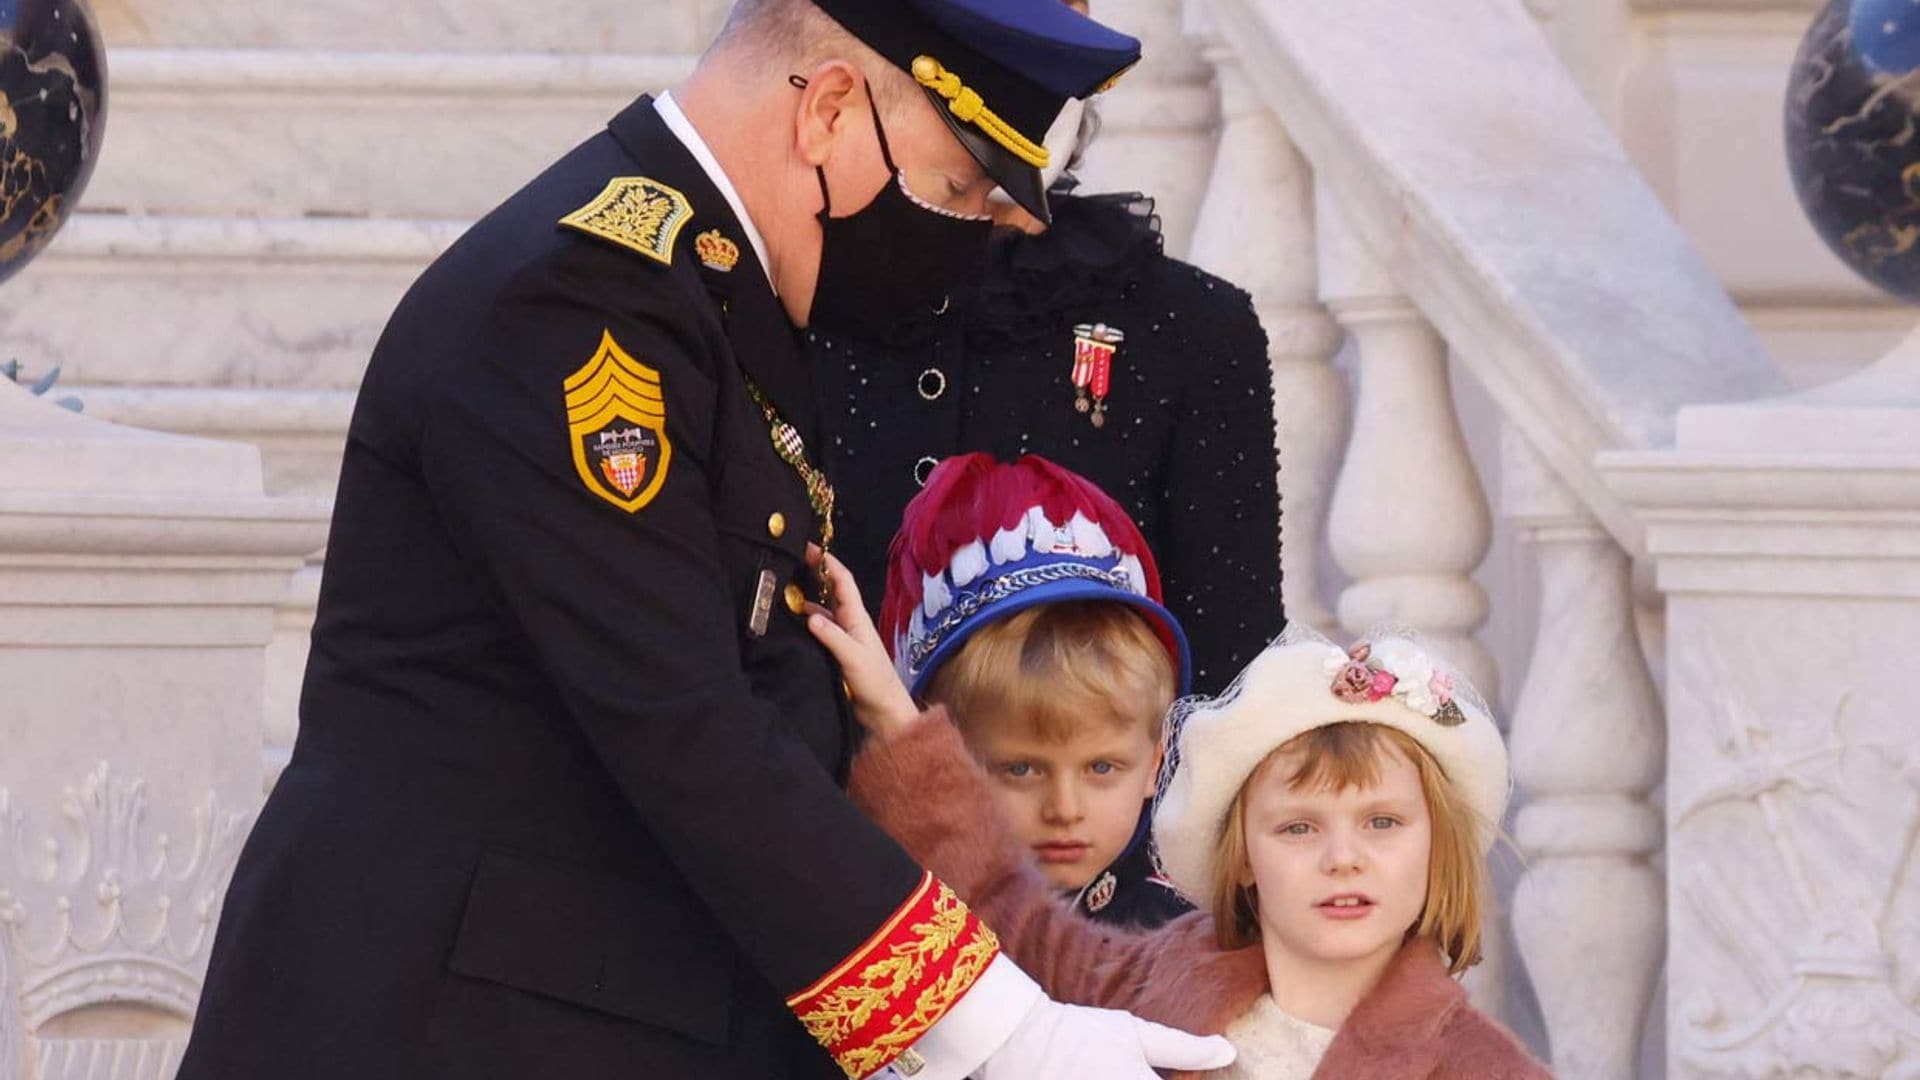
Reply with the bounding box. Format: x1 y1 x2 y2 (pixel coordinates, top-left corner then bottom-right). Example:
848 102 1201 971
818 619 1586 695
559 177 693 267
695 229 741 273
564 330 673 512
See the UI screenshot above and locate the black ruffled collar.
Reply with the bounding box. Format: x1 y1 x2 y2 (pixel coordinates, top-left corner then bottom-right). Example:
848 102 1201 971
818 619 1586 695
968 185 1163 348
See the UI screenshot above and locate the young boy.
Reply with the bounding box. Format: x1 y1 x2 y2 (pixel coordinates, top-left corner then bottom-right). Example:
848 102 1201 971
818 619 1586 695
871 452 1195 928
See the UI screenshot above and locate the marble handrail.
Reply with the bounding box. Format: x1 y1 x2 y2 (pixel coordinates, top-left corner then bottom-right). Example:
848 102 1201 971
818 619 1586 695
1192 0 1787 555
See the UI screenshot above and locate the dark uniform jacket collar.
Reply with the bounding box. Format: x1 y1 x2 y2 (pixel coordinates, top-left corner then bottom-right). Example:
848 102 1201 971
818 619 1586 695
606 96 823 446
1070 802 1193 929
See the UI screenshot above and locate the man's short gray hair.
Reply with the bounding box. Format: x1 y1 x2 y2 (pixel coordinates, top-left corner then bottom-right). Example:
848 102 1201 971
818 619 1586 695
711 0 913 109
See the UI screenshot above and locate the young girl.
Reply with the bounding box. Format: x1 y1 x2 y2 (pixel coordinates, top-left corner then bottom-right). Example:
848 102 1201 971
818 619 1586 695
812 564 1549 1078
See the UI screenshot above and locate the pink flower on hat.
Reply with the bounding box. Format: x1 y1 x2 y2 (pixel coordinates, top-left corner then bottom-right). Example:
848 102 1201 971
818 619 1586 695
1367 670 1398 701
1331 661 1374 703
1429 670 1455 705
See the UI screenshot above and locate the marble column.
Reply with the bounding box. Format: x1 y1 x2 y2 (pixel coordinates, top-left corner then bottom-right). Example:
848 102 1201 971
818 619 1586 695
1507 428 1665 1077
1316 196 1495 693
1184 0 1346 632
1075 0 1219 257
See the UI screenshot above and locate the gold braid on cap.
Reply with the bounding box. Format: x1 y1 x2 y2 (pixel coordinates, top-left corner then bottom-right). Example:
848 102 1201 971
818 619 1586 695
910 55 1050 169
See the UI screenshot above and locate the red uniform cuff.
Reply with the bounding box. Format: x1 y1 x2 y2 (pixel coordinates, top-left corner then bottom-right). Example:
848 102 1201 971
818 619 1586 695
786 872 1001 1078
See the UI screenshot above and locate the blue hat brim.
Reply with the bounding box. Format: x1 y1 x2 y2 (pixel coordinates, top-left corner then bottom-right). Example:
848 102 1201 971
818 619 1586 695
907 580 1193 700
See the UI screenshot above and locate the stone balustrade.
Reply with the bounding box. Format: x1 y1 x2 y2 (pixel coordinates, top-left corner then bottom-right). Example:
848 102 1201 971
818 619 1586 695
1175 0 1822 1074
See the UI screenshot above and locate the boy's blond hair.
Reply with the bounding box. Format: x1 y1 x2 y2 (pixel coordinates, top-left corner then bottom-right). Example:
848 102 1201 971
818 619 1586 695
924 600 1175 744
1209 722 1488 975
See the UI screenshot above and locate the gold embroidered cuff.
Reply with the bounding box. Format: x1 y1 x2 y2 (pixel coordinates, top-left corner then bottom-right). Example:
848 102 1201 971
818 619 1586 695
786 873 1001 1079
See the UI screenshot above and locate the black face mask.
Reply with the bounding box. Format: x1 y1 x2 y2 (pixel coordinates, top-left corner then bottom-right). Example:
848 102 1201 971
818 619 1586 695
806 94 994 338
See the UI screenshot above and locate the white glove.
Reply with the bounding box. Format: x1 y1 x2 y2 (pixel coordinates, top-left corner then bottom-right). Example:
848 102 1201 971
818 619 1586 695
975 995 1237 1079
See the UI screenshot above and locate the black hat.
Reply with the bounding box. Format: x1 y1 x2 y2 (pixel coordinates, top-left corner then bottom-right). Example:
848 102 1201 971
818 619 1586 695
810 0 1140 223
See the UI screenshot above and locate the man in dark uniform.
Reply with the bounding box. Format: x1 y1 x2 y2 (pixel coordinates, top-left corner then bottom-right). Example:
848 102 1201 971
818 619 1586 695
174 1 1236 1078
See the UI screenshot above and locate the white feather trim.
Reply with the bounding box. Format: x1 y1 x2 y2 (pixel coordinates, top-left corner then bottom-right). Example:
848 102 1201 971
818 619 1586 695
922 572 951 618
1027 507 1057 552
990 524 1028 564
948 540 989 587
1068 512 1113 557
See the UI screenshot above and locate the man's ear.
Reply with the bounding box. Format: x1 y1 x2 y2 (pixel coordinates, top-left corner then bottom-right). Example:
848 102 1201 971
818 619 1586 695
793 60 866 168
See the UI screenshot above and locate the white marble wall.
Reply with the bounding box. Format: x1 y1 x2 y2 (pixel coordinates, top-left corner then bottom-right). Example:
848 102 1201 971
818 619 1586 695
1603 342 1920 1076
92 0 731 54
1538 0 1918 384
85 51 689 219
0 381 329 1078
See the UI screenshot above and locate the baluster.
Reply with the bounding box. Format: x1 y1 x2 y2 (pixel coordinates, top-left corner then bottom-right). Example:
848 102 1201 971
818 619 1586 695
1313 193 1513 1018
1505 428 1664 1076
1185 12 1346 632
1316 196 1495 690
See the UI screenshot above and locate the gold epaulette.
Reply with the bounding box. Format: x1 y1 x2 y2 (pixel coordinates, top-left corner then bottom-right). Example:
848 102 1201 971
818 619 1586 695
559 177 694 267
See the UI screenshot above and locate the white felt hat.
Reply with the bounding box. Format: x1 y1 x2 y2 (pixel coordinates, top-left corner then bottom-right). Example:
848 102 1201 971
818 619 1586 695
1152 630 1511 911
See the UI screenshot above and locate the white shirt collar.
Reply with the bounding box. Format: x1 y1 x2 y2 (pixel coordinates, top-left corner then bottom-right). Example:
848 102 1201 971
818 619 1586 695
655 91 775 293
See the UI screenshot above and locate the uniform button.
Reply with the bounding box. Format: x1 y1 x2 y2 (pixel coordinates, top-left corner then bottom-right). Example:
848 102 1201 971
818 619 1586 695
767 512 787 539
785 582 807 615
917 368 947 401
913 456 939 487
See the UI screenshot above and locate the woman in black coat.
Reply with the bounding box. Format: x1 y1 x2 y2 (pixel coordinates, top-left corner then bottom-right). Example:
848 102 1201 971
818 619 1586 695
808 180 1284 697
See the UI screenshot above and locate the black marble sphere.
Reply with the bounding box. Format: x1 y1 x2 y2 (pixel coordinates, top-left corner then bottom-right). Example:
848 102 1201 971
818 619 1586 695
1787 0 1920 303
0 0 105 286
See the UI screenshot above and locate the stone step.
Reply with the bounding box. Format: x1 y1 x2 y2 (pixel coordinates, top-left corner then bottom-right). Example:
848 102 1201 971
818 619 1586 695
0 212 458 393
75 385 356 499
90 49 692 218
96 0 731 55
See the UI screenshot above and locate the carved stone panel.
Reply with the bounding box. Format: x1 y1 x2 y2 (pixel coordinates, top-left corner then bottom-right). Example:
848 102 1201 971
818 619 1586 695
0 767 252 1079
1666 600 1920 1077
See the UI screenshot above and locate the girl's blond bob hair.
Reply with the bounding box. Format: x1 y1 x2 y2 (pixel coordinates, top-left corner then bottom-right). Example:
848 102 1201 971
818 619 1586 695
1209 722 1490 975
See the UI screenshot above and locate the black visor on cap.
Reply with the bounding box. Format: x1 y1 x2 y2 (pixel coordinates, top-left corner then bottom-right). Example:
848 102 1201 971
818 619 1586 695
924 87 1052 224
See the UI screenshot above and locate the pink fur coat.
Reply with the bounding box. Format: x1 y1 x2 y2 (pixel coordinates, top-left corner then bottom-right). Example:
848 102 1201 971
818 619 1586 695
848 712 1552 1079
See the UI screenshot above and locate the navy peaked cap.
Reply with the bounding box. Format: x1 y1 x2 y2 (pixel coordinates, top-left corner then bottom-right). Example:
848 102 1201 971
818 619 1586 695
809 0 1141 223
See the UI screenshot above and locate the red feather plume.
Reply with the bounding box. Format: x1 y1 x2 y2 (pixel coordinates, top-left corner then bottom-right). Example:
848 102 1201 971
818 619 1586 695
878 452 1164 654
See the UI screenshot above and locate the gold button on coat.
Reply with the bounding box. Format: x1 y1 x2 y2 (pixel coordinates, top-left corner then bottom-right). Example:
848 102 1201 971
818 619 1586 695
767 512 787 538
784 582 807 615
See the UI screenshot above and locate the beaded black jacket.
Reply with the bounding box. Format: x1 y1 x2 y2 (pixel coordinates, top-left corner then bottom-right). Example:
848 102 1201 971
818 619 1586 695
808 190 1285 695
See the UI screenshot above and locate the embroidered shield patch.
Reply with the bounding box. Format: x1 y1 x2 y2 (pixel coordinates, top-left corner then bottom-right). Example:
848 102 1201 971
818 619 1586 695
565 331 672 512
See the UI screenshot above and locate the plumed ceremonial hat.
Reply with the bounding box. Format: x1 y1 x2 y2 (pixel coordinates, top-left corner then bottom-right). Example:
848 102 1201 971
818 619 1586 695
880 452 1189 697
